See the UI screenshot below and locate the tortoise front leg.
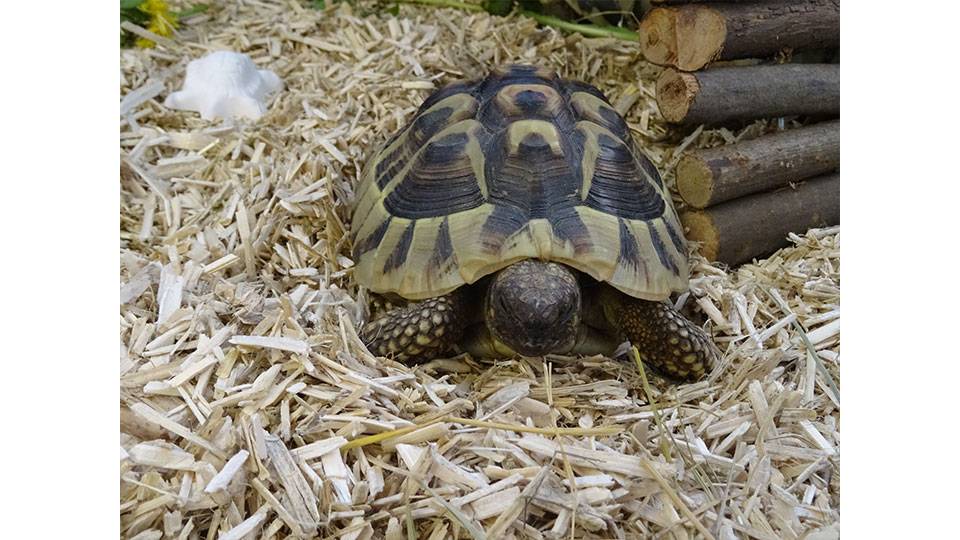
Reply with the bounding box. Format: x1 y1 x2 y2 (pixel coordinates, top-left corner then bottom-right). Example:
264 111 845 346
360 291 467 362
605 292 718 381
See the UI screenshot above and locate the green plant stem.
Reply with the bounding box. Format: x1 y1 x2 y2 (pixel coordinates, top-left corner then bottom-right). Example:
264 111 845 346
394 1 641 42
520 10 638 41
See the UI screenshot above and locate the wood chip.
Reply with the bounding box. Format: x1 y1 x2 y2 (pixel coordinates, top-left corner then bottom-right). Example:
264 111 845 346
322 445 353 504
128 402 225 459
264 433 321 532
515 435 676 478
290 436 348 461
218 508 269 540
807 319 840 346
381 423 449 452
229 335 310 355
128 442 196 470
471 485 521 520
204 450 249 493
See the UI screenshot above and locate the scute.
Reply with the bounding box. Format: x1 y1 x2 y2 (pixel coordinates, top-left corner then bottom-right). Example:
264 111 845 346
382 129 486 219
352 65 689 301
583 131 665 220
478 83 573 130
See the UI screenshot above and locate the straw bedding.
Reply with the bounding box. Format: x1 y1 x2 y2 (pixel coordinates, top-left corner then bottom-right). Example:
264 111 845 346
119 2 840 538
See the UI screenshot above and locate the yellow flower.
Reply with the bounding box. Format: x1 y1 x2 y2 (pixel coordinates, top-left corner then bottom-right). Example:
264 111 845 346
135 0 178 48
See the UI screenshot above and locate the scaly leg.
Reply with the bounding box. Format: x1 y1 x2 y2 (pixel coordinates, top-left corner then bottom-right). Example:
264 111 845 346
360 291 466 362
605 292 717 381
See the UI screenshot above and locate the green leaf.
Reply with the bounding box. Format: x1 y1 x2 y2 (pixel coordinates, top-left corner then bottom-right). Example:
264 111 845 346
120 0 146 9
120 7 151 25
311 0 326 8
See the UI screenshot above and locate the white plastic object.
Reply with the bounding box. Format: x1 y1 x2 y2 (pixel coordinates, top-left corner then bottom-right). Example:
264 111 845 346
164 51 282 121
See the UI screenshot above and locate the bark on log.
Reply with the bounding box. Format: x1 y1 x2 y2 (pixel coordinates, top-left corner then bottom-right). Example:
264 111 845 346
640 1 840 71
677 120 839 209
680 173 839 266
656 64 840 125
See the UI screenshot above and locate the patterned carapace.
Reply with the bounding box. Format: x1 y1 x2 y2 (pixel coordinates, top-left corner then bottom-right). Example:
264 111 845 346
352 65 688 301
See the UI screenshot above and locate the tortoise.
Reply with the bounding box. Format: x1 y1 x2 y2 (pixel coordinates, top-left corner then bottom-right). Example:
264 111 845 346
351 65 717 381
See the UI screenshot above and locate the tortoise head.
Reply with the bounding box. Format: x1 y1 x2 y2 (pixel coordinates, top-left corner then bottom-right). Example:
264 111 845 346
485 260 581 356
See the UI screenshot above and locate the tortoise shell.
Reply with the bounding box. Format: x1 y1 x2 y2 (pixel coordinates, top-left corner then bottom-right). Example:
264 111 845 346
352 65 688 301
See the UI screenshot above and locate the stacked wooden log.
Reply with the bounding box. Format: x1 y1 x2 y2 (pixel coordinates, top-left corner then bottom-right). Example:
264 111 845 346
639 0 841 266
641 0 840 73
677 122 839 265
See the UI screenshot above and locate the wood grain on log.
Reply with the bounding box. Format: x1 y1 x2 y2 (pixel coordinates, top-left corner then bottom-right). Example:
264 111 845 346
656 64 840 125
677 120 840 208
680 173 839 265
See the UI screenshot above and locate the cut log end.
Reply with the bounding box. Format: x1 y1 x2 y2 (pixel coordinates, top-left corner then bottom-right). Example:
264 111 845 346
655 69 699 124
676 154 715 209
639 8 678 66
640 1 840 71
640 6 725 71
679 210 720 262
